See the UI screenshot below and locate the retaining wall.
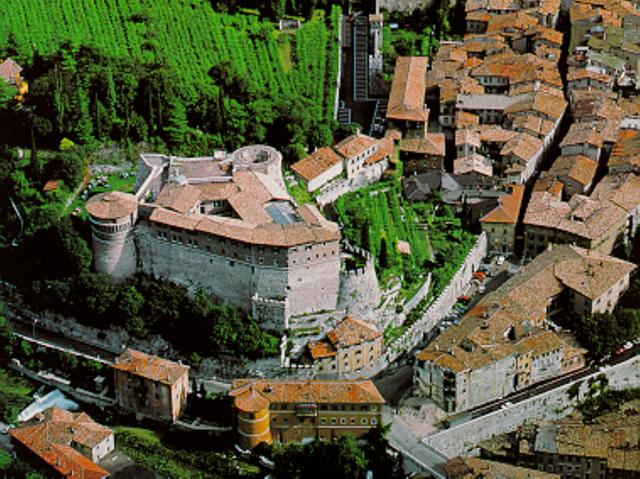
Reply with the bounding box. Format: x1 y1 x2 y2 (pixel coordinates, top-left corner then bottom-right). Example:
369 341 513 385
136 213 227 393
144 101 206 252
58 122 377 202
384 233 487 364
423 355 640 458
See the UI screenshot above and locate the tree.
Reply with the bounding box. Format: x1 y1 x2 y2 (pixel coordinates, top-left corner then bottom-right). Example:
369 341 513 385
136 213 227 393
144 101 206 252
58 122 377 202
114 285 146 336
0 78 14 107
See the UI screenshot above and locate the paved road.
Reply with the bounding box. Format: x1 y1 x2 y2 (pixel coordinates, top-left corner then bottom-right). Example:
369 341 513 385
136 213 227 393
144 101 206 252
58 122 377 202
387 411 447 478
10 317 121 363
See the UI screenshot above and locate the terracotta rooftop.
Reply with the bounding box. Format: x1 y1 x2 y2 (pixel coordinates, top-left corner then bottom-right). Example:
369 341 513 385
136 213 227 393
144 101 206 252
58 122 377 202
291 147 343 181
559 122 604 148
387 56 429 122
326 316 382 349
532 400 640 472
86 191 138 220
399 133 446 157
454 153 493 177
480 184 524 224
10 407 111 479
113 348 189 385
608 128 640 172
366 129 401 165
554 251 635 300
504 91 567 121
334 132 378 159
155 182 201 214
445 456 561 478
524 191 627 240
548 154 597 187
500 133 544 163
591 172 640 213
230 380 386 410
307 339 337 360
416 244 627 373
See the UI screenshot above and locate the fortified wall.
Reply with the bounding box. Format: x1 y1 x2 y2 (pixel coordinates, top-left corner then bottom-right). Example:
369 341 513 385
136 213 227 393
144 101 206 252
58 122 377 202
337 240 381 317
423 355 640 459
86 146 342 331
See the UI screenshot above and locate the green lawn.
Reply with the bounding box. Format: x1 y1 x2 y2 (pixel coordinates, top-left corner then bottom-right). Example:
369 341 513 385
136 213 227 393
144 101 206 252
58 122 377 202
0 367 34 423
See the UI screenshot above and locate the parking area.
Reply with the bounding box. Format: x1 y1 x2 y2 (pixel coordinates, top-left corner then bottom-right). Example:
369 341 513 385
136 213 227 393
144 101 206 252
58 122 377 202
436 255 518 334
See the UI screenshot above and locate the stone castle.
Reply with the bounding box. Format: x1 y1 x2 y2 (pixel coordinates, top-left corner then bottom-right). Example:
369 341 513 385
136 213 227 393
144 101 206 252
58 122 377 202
86 146 379 329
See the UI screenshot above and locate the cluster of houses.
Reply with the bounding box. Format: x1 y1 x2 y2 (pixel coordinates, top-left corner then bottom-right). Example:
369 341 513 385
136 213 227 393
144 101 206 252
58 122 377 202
387 0 570 259
478 398 640 477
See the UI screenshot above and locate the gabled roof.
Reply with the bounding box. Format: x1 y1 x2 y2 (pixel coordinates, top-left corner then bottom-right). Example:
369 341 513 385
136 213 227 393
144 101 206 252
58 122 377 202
291 147 343 181
399 133 446 157
326 316 382 349
480 184 524 224
113 348 189 385
10 407 111 479
387 56 429 122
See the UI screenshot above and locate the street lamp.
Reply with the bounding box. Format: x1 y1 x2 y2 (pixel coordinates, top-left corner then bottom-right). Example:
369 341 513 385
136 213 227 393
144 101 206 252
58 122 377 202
32 319 38 338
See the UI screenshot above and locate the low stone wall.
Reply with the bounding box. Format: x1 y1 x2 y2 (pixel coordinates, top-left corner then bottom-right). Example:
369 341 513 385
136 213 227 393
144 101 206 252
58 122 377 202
403 273 432 315
423 355 640 458
384 233 487 363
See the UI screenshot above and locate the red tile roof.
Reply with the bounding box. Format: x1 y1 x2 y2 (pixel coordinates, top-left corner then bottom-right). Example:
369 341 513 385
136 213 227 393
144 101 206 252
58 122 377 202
10 407 111 479
230 380 386 408
480 184 524 224
291 147 343 182
113 348 189 385
387 57 429 122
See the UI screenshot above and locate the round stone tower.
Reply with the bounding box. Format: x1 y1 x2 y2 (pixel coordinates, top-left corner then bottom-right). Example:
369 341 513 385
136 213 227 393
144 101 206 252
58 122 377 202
234 388 272 449
86 191 139 280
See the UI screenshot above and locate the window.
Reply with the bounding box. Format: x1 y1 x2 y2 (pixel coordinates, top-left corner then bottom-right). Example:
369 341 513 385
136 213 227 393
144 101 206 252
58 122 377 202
320 418 326 425
331 418 336 425
371 418 377 425
340 418 346 425
350 418 356 424
361 418 368 425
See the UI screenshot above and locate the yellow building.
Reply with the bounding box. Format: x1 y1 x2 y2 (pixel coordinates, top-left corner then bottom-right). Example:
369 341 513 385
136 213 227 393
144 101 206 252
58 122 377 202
230 379 385 449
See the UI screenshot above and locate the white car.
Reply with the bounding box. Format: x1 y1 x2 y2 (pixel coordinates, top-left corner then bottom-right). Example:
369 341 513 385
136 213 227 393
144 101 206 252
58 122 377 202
496 255 505 266
478 284 486 294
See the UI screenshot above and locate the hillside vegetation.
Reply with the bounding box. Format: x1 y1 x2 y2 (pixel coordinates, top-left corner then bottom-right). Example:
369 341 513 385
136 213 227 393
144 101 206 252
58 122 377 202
0 1 341 157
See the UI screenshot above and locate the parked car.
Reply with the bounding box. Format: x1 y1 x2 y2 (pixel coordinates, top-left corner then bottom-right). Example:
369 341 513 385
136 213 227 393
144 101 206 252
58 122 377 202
496 255 505 266
478 284 486 294
624 341 633 350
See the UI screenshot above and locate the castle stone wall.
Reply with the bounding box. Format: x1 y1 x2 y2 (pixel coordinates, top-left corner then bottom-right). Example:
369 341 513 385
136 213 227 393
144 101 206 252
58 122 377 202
136 224 340 329
338 242 381 316
90 215 137 279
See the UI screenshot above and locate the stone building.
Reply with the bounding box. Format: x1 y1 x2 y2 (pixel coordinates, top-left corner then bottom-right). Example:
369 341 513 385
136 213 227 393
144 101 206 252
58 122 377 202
307 316 383 374
480 400 640 478
480 184 524 256
386 56 429 137
113 348 189 422
523 191 628 258
229 379 385 449
87 145 342 328
414 244 634 413
444 456 560 479
10 407 113 479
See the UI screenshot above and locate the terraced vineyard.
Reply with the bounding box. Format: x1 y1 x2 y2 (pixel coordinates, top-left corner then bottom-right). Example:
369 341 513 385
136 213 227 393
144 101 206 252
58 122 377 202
0 0 340 121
